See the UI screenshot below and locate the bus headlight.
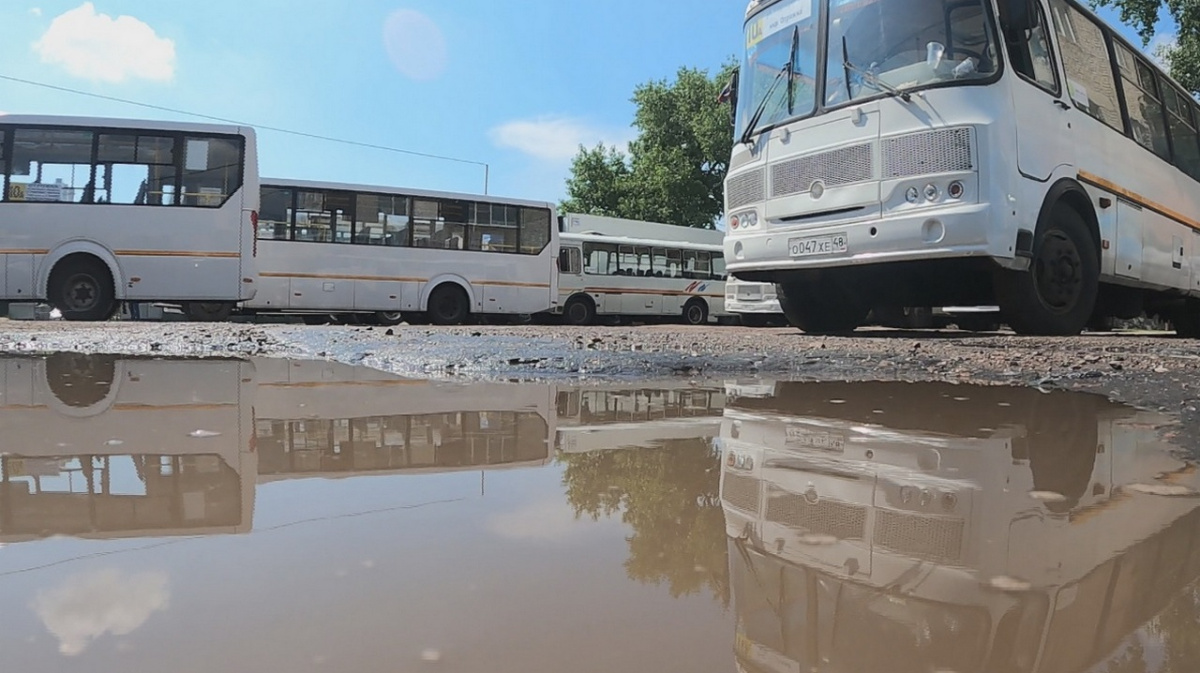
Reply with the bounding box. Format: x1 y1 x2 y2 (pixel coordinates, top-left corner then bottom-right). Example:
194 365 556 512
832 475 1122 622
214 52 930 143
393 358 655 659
730 210 758 230
923 183 940 202
905 187 921 204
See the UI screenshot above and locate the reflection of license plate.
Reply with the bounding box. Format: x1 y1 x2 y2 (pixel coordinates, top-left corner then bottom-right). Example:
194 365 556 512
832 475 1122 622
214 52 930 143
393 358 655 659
785 427 845 452
789 233 847 257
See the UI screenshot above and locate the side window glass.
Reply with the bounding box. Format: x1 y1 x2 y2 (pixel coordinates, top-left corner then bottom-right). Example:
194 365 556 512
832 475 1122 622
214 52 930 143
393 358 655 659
713 254 727 280
96 134 176 205
179 136 242 207
519 208 551 255
570 247 582 274
1009 3 1057 92
412 199 439 248
258 187 293 240
1162 84 1200 179
1049 0 1122 130
1115 44 1170 158
294 190 331 242
8 128 95 203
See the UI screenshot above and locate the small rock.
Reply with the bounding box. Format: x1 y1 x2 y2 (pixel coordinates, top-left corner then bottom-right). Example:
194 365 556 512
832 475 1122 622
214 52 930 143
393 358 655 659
1154 366 1169 373
385 329 394 336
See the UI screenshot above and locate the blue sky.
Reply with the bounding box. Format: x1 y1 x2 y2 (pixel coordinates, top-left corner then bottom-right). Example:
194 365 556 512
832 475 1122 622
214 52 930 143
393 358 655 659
0 1 1180 204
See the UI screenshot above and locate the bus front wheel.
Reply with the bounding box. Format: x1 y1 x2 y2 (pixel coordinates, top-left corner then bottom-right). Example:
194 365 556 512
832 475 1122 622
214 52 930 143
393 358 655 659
777 281 867 335
48 257 116 322
995 203 1098 336
1171 300 1200 338
563 296 595 326
683 299 709 325
372 311 404 326
184 302 234 322
427 284 470 325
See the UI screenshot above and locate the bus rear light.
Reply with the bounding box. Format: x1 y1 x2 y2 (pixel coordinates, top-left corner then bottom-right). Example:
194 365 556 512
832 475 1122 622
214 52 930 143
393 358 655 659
730 216 740 229
948 181 964 199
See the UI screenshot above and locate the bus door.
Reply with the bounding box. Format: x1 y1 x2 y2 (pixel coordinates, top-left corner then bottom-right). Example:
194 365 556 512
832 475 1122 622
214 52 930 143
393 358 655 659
1004 0 1075 181
290 189 355 310
619 246 660 315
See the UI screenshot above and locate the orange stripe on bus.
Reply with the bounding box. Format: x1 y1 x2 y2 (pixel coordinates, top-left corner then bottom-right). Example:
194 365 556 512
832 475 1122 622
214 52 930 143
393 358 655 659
0 249 50 255
114 250 241 258
259 272 548 289
1077 170 1200 231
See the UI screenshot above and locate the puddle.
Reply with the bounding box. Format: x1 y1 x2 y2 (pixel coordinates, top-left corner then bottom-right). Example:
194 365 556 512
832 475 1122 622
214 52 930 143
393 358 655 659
0 356 1195 672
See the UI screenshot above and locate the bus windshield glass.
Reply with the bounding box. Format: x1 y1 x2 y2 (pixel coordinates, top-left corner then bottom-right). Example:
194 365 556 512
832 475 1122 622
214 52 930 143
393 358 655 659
737 0 819 140
824 0 998 106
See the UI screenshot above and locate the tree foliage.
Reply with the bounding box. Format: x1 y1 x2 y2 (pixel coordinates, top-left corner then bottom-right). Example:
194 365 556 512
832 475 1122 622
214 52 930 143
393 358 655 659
1091 0 1200 95
558 439 730 605
561 62 737 229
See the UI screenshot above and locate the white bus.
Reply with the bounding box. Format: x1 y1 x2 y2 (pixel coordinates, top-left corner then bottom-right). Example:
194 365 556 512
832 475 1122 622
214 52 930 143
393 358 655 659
720 380 1199 672
724 277 785 326
553 383 726 454
246 179 558 325
554 231 730 325
0 353 257 542
722 0 1200 337
0 114 260 321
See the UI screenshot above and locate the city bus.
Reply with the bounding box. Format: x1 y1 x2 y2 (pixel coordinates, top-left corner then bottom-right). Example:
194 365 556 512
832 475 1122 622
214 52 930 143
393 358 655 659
552 383 726 454
722 0 1200 337
0 353 257 542
246 179 558 325
554 230 730 325
0 114 260 322
720 379 1200 672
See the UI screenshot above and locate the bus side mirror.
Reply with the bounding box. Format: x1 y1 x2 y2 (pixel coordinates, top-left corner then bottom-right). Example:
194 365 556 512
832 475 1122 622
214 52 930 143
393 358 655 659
999 0 1037 37
719 69 739 127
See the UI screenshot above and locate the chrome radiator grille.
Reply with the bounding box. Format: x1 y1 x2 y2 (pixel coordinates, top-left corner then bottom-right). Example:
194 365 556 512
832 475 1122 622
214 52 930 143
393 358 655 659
882 127 974 178
726 169 765 211
770 143 873 197
873 508 964 562
722 472 762 514
766 487 868 540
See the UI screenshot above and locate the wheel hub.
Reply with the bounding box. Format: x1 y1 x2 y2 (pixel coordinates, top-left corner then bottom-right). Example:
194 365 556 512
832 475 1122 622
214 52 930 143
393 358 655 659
1035 233 1083 311
65 275 98 310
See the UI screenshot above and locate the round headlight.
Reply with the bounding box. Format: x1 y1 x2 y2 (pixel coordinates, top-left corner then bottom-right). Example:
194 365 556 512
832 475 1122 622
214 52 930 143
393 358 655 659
924 183 940 201
906 186 920 204
948 181 964 199
744 211 758 227
730 215 740 229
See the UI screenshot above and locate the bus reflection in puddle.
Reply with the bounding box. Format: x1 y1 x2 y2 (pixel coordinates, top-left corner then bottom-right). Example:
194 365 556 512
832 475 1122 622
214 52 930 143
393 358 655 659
720 380 1199 673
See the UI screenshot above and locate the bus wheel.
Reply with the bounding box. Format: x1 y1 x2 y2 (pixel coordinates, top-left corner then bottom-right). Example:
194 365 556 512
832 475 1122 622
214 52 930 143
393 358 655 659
48 257 116 322
428 284 470 325
563 296 595 326
1171 301 1200 338
995 203 1098 336
953 314 1001 332
301 315 330 326
372 311 404 326
740 314 770 327
184 302 233 322
777 281 866 335
683 299 709 325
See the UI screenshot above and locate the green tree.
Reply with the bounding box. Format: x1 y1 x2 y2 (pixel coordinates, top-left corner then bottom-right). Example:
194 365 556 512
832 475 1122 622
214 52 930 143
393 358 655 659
558 439 730 605
561 61 737 229
1090 0 1200 95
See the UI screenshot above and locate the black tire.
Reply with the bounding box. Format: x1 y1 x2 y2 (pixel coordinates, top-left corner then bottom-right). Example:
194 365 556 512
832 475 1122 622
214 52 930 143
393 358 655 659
48 257 116 321
183 302 233 322
995 203 1099 336
776 280 867 335
45 352 116 408
1171 300 1200 338
427 284 470 325
683 299 709 325
563 295 596 326
301 315 330 326
372 311 404 326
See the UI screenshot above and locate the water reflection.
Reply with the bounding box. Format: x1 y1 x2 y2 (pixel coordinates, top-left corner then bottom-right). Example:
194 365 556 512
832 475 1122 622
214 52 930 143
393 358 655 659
720 381 1199 673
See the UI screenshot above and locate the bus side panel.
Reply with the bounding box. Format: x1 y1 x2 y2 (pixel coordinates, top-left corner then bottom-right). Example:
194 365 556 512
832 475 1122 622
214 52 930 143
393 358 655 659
290 275 354 312
1140 215 1191 291
353 279 405 313
5 254 34 301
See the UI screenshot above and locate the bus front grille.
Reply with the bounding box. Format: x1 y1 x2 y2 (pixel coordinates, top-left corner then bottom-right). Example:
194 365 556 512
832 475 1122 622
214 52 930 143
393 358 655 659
873 508 964 562
882 127 974 178
727 169 766 211
722 472 762 514
765 487 867 540
770 142 874 198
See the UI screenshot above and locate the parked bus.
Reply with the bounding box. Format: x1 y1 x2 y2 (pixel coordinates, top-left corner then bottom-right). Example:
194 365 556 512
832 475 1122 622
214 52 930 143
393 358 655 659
0 114 260 321
554 230 730 325
0 353 257 542
720 379 1199 672
722 0 1200 337
553 383 726 454
724 277 785 326
245 179 557 325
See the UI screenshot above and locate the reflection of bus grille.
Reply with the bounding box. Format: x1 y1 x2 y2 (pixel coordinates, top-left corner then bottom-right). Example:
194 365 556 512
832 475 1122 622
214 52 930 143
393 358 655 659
727 169 765 210
882 127 973 178
722 472 762 514
766 489 867 540
771 143 873 197
873 509 964 562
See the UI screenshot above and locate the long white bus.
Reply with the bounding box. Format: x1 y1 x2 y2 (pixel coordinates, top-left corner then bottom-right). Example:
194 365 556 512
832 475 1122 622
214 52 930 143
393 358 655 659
245 179 558 325
554 231 730 325
553 383 726 454
723 0 1200 337
0 114 260 321
720 380 1200 672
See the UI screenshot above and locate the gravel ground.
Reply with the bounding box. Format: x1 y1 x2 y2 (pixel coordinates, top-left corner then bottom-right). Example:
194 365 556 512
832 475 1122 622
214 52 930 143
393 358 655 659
2 318 1198 451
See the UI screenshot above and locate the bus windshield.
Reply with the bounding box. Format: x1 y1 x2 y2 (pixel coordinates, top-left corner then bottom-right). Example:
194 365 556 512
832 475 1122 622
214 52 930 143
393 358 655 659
739 0 998 135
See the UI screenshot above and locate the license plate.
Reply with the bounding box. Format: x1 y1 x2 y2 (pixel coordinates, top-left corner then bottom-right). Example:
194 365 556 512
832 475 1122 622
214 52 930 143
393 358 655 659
789 233 847 257
738 289 762 300
785 427 846 452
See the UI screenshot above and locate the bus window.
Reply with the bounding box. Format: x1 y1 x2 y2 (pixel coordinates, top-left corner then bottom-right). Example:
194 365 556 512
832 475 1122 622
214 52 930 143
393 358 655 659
652 248 668 277
411 199 439 247
1049 0 1122 131
439 200 468 250
325 191 353 244
1163 84 1200 179
294 191 331 243
713 254 727 280
8 128 94 203
381 195 410 247
259 187 294 240
180 136 242 207
95 134 176 205
583 242 617 275
667 249 682 278
635 246 652 276
559 247 582 275
519 207 551 255
618 245 638 275
470 203 518 253
1116 44 1170 158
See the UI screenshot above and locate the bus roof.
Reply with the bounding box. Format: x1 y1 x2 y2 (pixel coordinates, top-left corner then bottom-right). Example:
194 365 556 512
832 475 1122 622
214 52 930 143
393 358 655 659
0 112 255 137
261 177 556 210
559 230 724 250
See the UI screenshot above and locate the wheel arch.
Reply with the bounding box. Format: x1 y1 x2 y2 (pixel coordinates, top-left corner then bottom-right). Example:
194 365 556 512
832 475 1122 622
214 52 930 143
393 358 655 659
419 275 476 312
38 242 126 300
1038 179 1101 263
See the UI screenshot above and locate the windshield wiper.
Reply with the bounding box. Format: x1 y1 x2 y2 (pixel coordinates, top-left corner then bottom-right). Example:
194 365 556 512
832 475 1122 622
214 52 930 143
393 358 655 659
842 35 912 103
740 27 801 146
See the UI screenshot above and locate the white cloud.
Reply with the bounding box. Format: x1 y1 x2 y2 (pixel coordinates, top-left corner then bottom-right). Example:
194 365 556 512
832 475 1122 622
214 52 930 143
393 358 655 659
32 2 175 84
30 7 42 16
487 498 592 541
489 116 634 162
32 569 170 656
382 9 447 82
1149 33 1177 69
